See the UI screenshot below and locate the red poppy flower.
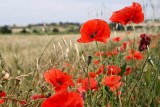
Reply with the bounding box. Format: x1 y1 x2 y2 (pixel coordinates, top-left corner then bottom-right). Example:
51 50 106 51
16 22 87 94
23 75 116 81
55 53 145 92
112 51 118 56
44 69 75 92
0 91 6 104
110 2 144 25
123 66 133 76
106 51 111 57
88 72 97 78
127 31 130 35
107 65 121 75
112 37 121 42
77 78 83 86
134 52 144 60
123 42 127 49
77 19 110 43
126 55 132 61
41 91 84 107
102 75 122 91
65 63 70 67
76 78 97 93
95 52 100 56
96 65 105 74
94 60 100 65
30 95 45 100
152 44 156 47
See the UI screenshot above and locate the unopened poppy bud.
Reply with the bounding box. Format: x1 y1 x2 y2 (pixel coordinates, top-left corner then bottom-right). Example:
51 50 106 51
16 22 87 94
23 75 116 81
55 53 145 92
87 56 92 65
3 73 10 80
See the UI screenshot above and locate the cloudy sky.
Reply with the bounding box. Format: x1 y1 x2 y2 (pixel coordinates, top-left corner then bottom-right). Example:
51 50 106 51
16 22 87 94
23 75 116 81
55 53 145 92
0 0 159 26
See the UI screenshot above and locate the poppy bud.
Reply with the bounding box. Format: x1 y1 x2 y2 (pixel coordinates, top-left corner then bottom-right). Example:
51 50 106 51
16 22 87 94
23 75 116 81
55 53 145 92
138 34 151 51
87 56 92 65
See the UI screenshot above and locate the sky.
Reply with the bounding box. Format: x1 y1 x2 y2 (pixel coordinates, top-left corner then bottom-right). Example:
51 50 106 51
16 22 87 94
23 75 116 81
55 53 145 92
0 0 159 26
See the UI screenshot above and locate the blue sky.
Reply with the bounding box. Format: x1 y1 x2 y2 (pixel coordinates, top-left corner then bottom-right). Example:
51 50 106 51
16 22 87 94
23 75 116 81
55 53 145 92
0 0 158 26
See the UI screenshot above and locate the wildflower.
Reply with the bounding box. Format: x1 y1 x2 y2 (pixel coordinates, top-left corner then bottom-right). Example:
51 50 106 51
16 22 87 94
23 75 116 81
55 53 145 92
123 66 133 76
96 65 105 74
152 44 156 47
30 95 45 100
126 55 132 61
94 60 100 65
77 19 111 43
106 51 111 57
41 91 84 107
77 78 83 86
112 37 121 42
88 72 97 78
127 31 130 35
44 69 75 92
134 52 144 60
102 75 123 91
138 34 151 51
76 78 97 93
95 52 100 56
107 65 121 75
123 42 127 49
110 2 144 25
0 91 6 104
65 63 70 67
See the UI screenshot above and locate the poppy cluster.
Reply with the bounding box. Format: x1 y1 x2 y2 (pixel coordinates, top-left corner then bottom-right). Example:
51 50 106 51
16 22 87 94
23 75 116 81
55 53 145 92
40 2 147 106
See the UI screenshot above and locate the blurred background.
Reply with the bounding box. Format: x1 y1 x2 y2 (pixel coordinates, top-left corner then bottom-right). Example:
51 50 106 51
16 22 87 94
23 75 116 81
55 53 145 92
0 0 159 35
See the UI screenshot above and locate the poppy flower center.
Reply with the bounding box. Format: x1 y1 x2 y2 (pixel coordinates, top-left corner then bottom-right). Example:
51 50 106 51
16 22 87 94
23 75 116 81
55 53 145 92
90 32 97 38
56 79 63 85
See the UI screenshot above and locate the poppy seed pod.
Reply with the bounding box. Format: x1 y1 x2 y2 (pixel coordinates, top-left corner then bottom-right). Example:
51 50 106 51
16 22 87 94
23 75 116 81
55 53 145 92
138 34 151 51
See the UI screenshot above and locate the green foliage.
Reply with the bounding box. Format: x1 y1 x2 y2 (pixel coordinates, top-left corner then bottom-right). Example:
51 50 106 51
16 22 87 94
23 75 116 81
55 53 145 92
20 28 28 33
52 28 59 33
0 26 12 34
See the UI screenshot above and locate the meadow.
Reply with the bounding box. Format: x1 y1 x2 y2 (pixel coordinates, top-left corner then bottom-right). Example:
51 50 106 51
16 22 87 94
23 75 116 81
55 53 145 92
0 28 160 107
0 2 160 107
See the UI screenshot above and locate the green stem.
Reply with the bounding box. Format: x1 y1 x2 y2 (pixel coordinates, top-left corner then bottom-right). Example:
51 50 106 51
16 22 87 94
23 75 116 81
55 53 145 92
86 66 92 107
95 41 105 107
128 46 150 103
131 22 136 63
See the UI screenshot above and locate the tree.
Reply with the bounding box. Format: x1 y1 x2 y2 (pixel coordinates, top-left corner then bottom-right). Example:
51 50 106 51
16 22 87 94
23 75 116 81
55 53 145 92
52 28 59 33
20 28 28 33
0 26 12 34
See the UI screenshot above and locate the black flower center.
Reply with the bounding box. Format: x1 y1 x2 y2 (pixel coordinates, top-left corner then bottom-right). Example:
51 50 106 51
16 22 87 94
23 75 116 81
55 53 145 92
90 32 97 38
